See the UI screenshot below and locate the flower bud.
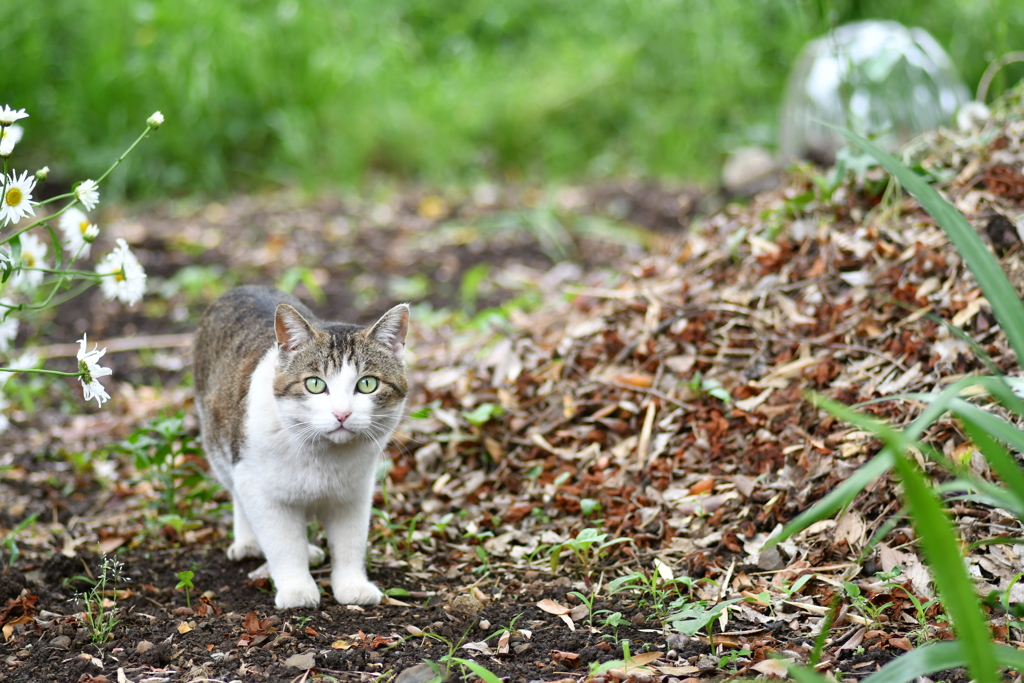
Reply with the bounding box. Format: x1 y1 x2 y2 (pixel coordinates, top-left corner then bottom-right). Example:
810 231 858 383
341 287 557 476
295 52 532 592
147 111 164 129
35 166 49 181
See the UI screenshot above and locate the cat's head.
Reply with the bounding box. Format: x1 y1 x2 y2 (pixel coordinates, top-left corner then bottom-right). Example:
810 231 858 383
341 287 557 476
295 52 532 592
271 303 409 446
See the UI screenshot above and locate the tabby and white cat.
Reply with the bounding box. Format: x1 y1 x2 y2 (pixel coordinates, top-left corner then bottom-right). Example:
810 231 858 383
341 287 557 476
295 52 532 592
194 286 409 609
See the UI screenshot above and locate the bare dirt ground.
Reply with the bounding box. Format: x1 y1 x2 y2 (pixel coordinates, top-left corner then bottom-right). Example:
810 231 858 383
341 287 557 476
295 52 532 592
3 97 1024 683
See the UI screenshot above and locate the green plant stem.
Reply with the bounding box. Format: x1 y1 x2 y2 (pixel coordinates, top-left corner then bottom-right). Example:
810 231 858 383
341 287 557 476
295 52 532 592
0 367 81 378
94 126 153 187
37 192 75 206
21 266 102 278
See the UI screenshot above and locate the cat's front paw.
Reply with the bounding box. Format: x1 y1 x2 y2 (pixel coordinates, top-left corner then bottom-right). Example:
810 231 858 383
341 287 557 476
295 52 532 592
247 562 270 580
332 579 382 606
227 540 263 561
274 576 322 610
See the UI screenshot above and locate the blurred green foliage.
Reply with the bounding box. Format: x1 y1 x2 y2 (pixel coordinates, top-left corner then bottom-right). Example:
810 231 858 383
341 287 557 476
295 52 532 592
2 0 1021 197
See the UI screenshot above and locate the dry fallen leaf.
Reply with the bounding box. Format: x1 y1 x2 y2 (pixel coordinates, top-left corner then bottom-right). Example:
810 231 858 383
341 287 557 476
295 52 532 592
536 598 571 615
689 476 715 495
613 372 654 388
551 650 581 668
751 659 791 678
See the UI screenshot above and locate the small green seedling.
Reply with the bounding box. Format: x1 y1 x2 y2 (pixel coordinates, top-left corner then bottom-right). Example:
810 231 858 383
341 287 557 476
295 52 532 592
79 555 125 644
175 570 195 609
549 527 631 580
1 512 39 565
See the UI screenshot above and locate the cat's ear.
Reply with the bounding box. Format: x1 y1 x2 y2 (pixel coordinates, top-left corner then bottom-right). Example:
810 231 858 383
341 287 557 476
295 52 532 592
369 303 410 360
275 304 315 353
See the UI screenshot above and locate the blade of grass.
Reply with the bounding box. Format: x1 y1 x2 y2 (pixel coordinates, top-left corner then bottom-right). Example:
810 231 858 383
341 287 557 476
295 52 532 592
858 641 1024 683
814 395 996 683
828 124 1024 363
766 375 986 549
951 404 1024 513
452 658 503 683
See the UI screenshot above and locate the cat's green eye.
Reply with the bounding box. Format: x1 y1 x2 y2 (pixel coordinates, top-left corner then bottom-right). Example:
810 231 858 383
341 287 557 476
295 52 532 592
356 376 379 394
305 377 327 394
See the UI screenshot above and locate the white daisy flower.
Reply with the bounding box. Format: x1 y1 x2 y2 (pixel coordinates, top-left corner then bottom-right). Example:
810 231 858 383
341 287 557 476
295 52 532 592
96 238 146 305
0 170 38 227
0 303 18 354
12 233 48 291
76 334 112 407
59 208 99 258
0 106 29 125
75 179 100 211
147 111 164 128
0 125 23 157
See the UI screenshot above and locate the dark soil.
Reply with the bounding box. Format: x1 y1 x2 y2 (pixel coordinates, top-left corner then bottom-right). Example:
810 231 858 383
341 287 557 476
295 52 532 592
2 549 699 683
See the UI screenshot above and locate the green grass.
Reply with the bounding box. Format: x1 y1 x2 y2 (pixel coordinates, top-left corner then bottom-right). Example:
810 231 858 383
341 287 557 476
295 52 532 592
3 0 1022 197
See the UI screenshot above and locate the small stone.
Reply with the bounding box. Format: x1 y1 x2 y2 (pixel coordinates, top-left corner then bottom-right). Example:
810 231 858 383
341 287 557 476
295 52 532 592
478 619 490 630
666 633 690 649
284 651 317 670
135 640 154 654
696 654 719 673
269 633 296 649
450 594 484 617
395 662 441 683
49 635 72 649
630 612 647 627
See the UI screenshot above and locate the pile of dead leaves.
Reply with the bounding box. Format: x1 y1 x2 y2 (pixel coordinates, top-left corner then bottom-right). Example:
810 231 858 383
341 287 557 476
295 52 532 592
384 88 1024 665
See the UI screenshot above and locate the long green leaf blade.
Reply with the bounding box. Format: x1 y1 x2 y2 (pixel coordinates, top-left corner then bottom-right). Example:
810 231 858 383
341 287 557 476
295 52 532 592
812 396 996 683
859 641 1024 683
889 450 996 683
453 658 503 683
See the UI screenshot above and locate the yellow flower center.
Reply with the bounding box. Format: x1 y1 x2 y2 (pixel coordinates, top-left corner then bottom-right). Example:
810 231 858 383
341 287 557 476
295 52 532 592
24 255 34 267
115 269 126 282
5 187 22 207
79 220 91 235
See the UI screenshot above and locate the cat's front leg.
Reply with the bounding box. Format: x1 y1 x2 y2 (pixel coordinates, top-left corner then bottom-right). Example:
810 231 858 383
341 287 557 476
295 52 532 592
319 500 382 606
226 499 263 561
243 500 321 609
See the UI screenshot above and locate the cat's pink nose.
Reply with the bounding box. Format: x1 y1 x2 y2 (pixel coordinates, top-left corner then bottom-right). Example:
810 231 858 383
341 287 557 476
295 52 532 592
333 410 351 425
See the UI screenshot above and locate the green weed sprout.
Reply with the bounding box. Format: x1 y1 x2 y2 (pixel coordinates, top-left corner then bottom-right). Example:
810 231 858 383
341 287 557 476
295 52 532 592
117 411 214 518
0 106 161 413
1 511 38 565
79 555 125 644
175 570 195 609
548 527 631 581
405 626 503 683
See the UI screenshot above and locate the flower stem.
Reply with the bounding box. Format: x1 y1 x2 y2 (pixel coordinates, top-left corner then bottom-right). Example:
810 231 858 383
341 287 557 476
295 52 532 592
0 366 81 378
38 192 75 206
94 126 153 187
